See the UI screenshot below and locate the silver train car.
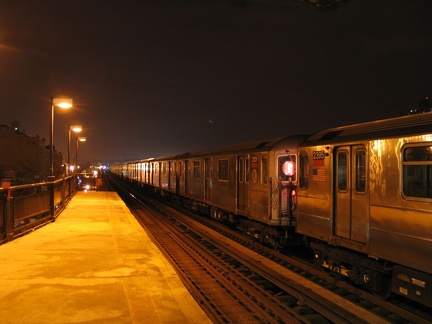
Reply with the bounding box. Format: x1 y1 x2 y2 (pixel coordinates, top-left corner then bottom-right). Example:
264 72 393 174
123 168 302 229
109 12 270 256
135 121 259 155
111 135 307 248
110 112 432 307
297 112 432 307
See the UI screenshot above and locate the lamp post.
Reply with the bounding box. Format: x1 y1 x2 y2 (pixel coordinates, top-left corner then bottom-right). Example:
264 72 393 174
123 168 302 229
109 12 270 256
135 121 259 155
68 125 82 175
50 97 73 178
76 136 87 172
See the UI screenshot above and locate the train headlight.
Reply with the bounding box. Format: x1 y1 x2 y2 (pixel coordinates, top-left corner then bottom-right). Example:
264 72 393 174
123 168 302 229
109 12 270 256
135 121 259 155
282 160 295 177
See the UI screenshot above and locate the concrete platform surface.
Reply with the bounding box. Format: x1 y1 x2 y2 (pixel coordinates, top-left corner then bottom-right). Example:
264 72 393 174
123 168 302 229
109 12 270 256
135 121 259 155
0 191 211 324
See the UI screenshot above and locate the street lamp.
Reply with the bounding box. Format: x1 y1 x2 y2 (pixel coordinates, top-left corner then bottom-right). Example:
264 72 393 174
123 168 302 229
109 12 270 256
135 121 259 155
68 125 82 175
76 136 87 172
50 97 73 178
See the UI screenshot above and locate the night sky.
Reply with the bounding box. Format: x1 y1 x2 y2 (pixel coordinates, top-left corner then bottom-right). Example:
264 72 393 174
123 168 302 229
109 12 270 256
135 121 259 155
1 0 431 164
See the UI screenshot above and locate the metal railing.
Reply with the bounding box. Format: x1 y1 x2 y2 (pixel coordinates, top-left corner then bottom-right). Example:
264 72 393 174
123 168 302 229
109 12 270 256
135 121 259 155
0 175 78 245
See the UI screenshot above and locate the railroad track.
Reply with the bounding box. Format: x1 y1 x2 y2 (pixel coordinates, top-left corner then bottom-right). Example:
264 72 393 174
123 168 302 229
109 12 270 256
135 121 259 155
183 207 432 324
110 176 432 323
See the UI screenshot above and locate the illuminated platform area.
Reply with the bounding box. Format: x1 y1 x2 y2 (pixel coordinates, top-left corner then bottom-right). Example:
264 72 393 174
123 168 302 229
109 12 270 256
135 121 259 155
0 191 210 324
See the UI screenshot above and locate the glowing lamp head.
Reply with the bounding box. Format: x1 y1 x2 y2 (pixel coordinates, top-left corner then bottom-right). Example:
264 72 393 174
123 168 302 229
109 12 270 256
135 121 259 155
53 97 73 109
70 125 82 132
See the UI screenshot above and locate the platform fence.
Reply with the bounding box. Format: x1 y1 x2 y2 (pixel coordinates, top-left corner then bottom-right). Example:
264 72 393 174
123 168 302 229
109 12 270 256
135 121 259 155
0 175 78 245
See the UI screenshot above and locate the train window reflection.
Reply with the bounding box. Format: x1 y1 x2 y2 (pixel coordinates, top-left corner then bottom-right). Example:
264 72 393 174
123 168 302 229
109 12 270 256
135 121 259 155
239 158 244 183
218 159 228 181
337 151 348 191
404 146 432 161
193 160 200 178
205 159 211 180
403 146 432 198
262 156 268 185
245 158 250 183
299 153 309 189
355 150 366 192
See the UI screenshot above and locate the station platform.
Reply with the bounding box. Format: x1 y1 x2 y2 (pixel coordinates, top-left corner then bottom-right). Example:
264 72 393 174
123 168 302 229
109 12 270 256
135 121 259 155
0 191 211 324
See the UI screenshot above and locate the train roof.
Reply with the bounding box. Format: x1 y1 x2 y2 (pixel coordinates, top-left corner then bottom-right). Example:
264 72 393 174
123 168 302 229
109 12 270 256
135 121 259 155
125 134 308 163
301 112 432 146
157 135 307 160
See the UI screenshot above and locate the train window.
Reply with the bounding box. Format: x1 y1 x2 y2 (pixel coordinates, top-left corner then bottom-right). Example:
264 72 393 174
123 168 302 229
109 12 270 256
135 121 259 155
154 163 160 186
193 160 200 178
262 156 268 185
355 150 366 193
299 153 309 189
337 151 348 191
404 146 432 161
239 158 244 183
278 155 296 181
246 158 250 183
205 159 211 179
150 163 154 185
218 159 229 181
403 146 432 198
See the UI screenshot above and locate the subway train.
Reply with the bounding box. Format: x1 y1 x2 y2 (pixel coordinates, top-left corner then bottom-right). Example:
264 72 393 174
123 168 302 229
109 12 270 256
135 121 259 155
110 112 432 308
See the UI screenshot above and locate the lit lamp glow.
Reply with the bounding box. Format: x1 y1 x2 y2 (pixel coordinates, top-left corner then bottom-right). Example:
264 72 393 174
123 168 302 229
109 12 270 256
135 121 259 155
68 125 82 174
76 136 87 171
50 97 73 177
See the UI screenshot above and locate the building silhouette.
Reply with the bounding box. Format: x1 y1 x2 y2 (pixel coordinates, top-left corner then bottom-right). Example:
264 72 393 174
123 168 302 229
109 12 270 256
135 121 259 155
0 122 64 184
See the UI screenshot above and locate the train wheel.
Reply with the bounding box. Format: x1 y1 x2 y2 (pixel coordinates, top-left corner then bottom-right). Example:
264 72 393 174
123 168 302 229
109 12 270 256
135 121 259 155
371 277 392 299
363 272 392 299
313 250 325 271
275 238 286 251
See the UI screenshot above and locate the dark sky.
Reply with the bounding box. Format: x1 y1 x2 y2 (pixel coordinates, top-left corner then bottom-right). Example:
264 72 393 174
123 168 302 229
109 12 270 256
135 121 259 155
1 0 431 164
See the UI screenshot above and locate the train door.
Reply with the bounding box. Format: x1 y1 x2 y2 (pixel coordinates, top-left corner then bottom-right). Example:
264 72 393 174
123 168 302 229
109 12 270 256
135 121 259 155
178 160 184 195
154 162 160 187
204 158 212 201
278 154 296 218
174 161 179 195
150 162 154 185
168 161 177 192
184 160 189 195
237 155 249 212
334 145 368 244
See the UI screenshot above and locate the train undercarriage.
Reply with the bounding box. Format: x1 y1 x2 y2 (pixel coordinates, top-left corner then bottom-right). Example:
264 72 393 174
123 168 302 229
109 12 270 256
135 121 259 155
311 242 432 307
183 197 298 250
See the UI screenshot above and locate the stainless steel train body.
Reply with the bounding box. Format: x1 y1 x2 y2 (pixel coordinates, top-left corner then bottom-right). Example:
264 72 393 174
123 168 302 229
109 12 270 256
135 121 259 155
112 135 307 245
110 113 432 307
297 112 432 306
